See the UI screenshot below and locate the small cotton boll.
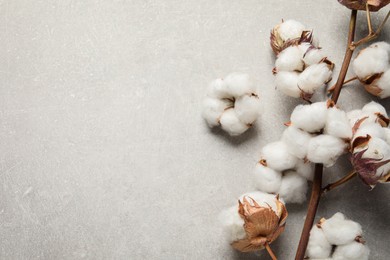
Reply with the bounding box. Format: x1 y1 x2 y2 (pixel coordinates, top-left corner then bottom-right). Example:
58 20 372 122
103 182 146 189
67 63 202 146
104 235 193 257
240 191 283 214
275 71 301 98
275 46 304 72
234 95 262 124
321 212 362 245
281 126 312 159
278 171 308 204
376 69 390 98
224 73 256 97
277 19 306 41
324 107 353 139
362 101 388 117
295 160 314 181
261 141 298 171
358 137 390 176
291 102 328 133
306 225 332 259
298 63 332 94
219 109 249 136
307 134 347 167
303 47 326 66
207 78 230 99
353 41 390 80
202 97 231 127
332 241 370 260
219 206 246 243
253 163 282 193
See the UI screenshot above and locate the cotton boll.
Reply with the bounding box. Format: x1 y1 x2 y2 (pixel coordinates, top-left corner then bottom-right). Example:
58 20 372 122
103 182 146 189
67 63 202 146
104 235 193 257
202 97 231 127
219 109 249 136
360 137 390 175
347 109 369 127
333 241 370 260
362 101 388 117
354 123 386 141
253 163 282 193
261 141 298 171
321 212 362 245
376 69 390 98
291 102 328 133
234 94 262 124
295 160 314 181
207 78 230 99
324 107 353 139
277 19 306 41
281 126 312 159
353 41 390 80
307 134 347 167
239 191 283 214
219 206 246 243
224 73 256 97
298 63 332 94
278 171 308 204
303 47 326 66
275 46 304 72
275 71 301 98
306 226 332 259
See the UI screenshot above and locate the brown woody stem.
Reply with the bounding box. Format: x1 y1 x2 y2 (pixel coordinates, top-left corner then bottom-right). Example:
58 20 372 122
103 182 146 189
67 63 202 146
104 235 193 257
294 10 357 260
322 170 357 194
327 76 358 93
265 243 277 260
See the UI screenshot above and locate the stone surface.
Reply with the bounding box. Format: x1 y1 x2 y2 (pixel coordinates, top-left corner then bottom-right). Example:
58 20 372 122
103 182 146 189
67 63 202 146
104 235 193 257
0 0 389 259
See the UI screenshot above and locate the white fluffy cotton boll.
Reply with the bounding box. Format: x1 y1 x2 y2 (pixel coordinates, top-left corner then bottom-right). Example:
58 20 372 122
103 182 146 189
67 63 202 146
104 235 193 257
324 107 353 139
240 191 283 214
333 241 370 260
347 109 369 127
353 41 390 80
306 226 332 259
362 101 388 117
321 212 362 245
376 69 390 98
207 78 230 99
357 137 390 176
277 19 306 41
281 126 312 159
302 47 326 66
261 141 298 171
307 134 347 167
275 46 304 72
234 94 262 124
278 171 308 204
291 102 328 133
253 163 282 193
219 206 246 243
219 109 249 136
202 97 231 127
275 71 301 98
354 123 386 141
224 73 256 97
298 63 332 94
295 160 314 181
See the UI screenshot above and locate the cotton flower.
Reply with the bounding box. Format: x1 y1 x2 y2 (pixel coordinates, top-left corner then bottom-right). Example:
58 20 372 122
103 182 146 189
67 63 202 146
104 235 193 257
278 171 308 204
352 41 390 98
295 160 314 181
338 0 390 12
223 192 288 252
307 134 347 167
290 102 328 133
281 126 312 159
202 73 261 135
306 212 369 260
324 107 353 139
253 163 282 193
260 141 298 171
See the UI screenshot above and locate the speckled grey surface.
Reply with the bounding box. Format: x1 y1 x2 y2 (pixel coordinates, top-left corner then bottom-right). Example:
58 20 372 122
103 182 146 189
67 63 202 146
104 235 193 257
0 1 389 259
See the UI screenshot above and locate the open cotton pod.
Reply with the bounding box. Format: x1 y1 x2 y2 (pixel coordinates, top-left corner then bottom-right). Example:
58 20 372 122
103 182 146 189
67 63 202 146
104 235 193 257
352 41 390 98
222 192 287 252
202 73 261 136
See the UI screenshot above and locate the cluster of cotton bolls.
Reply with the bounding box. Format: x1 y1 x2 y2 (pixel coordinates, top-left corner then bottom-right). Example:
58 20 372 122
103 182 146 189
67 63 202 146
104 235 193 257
306 212 369 260
353 41 390 98
254 101 353 203
347 101 390 187
202 73 262 136
271 19 334 99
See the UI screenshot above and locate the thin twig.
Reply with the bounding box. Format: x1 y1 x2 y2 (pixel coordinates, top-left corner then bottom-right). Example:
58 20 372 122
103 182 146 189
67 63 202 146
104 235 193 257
327 76 358 93
294 10 358 260
322 170 357 194
265 243 277 260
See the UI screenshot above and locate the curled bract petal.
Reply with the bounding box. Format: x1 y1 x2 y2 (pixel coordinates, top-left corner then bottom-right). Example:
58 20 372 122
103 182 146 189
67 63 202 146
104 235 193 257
338 0 390 11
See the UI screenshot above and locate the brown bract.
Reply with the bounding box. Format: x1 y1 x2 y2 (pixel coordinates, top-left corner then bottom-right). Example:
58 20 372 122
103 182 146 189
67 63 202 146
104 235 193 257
338 0 390 11
270 29 314 55
231 196 288 252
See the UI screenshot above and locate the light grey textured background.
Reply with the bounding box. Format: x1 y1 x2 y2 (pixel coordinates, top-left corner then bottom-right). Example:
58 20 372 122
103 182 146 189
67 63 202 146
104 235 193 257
0 1 389 259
